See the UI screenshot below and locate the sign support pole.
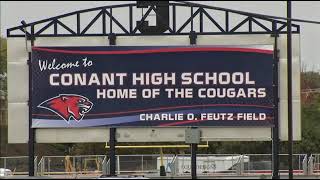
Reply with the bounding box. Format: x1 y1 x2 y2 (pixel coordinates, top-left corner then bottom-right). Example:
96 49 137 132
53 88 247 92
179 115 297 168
272 21 280 179
188 31 198 179
287 1 294 179
28 29 35 176
186 127 200 179
109 127 117 177
28 52 35 177
191 143 198 179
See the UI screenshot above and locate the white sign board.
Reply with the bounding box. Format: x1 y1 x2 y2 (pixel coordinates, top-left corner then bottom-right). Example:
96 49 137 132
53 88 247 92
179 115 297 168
7 34 301 143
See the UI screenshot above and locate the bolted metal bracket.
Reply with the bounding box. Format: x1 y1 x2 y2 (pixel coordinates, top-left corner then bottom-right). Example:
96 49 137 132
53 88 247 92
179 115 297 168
270 32 280 38
189 31 197 45
108 33 116 45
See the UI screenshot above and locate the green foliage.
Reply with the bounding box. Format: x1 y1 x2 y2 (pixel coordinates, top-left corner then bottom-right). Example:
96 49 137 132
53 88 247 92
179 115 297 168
0 37 7 157
0 37 6 73
301 71 320 89
295 95 320 154
0 37 7 96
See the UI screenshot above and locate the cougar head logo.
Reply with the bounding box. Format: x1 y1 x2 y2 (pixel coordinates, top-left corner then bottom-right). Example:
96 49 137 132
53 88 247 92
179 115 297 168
38 94 93 122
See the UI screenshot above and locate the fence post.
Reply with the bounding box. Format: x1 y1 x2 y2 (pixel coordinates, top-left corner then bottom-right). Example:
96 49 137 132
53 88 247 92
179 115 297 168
232 155 241 176
39 157 43 176
34 156 37 176
142 155 144 173
102 156 107 175
302 155 308 175
240 155 244 175
117 155 120 175
236 155 242 176
107 159 110 175
48 157 50 176
172 155 178 176
308 155 314 175
42 157 45 176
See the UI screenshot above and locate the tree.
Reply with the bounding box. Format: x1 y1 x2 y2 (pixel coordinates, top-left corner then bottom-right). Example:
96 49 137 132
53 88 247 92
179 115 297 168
294 95 320 154
0 37 6 73
0 37 7 157
0 37 7 100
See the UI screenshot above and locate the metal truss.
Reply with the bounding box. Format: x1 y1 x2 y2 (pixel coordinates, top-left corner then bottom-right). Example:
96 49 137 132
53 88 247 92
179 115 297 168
7 2 300 37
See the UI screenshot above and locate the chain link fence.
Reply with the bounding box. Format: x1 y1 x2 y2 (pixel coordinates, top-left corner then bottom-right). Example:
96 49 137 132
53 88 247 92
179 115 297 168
0 153 311 178
37 155 105 176
312 154 320 175
0 156 29 175
243 154 305 175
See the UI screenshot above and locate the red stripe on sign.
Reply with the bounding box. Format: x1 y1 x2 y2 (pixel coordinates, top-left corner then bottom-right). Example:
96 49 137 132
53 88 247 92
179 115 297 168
31 47 273 55
32 104 274 117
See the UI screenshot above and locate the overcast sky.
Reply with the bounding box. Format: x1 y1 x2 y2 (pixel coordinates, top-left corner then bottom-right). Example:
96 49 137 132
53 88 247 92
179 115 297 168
1 1 320 71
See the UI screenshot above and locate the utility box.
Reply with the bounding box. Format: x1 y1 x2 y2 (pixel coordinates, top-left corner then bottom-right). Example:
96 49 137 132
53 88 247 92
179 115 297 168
185 128 201 144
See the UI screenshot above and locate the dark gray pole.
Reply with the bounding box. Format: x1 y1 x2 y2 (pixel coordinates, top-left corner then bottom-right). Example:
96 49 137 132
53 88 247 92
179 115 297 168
191 143 197 179
23 20 35 177
272 20 280 179
28 51 35 177
287 1 293 179
109 128 116 176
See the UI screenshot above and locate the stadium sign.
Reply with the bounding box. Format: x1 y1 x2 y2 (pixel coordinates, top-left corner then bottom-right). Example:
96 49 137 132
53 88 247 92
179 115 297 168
31 45 274 128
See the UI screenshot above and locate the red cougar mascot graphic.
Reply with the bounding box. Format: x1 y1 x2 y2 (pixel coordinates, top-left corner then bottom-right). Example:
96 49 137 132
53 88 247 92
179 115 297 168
38 94 93 122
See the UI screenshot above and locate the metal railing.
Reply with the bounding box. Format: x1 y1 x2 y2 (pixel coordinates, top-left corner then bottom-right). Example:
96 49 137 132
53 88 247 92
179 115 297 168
37 155 106 177
105 154 308 176
0 156 30 175
116 154 174 175
312 154 320 175
1 154 316 177
243 154 306 175
102 156 109 175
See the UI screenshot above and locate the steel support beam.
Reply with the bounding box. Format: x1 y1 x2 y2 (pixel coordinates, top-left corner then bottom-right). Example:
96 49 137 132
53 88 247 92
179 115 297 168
287 1 293 179
271 20 280 179
109 128 117 177
28 50 35 177
191 143 197 179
